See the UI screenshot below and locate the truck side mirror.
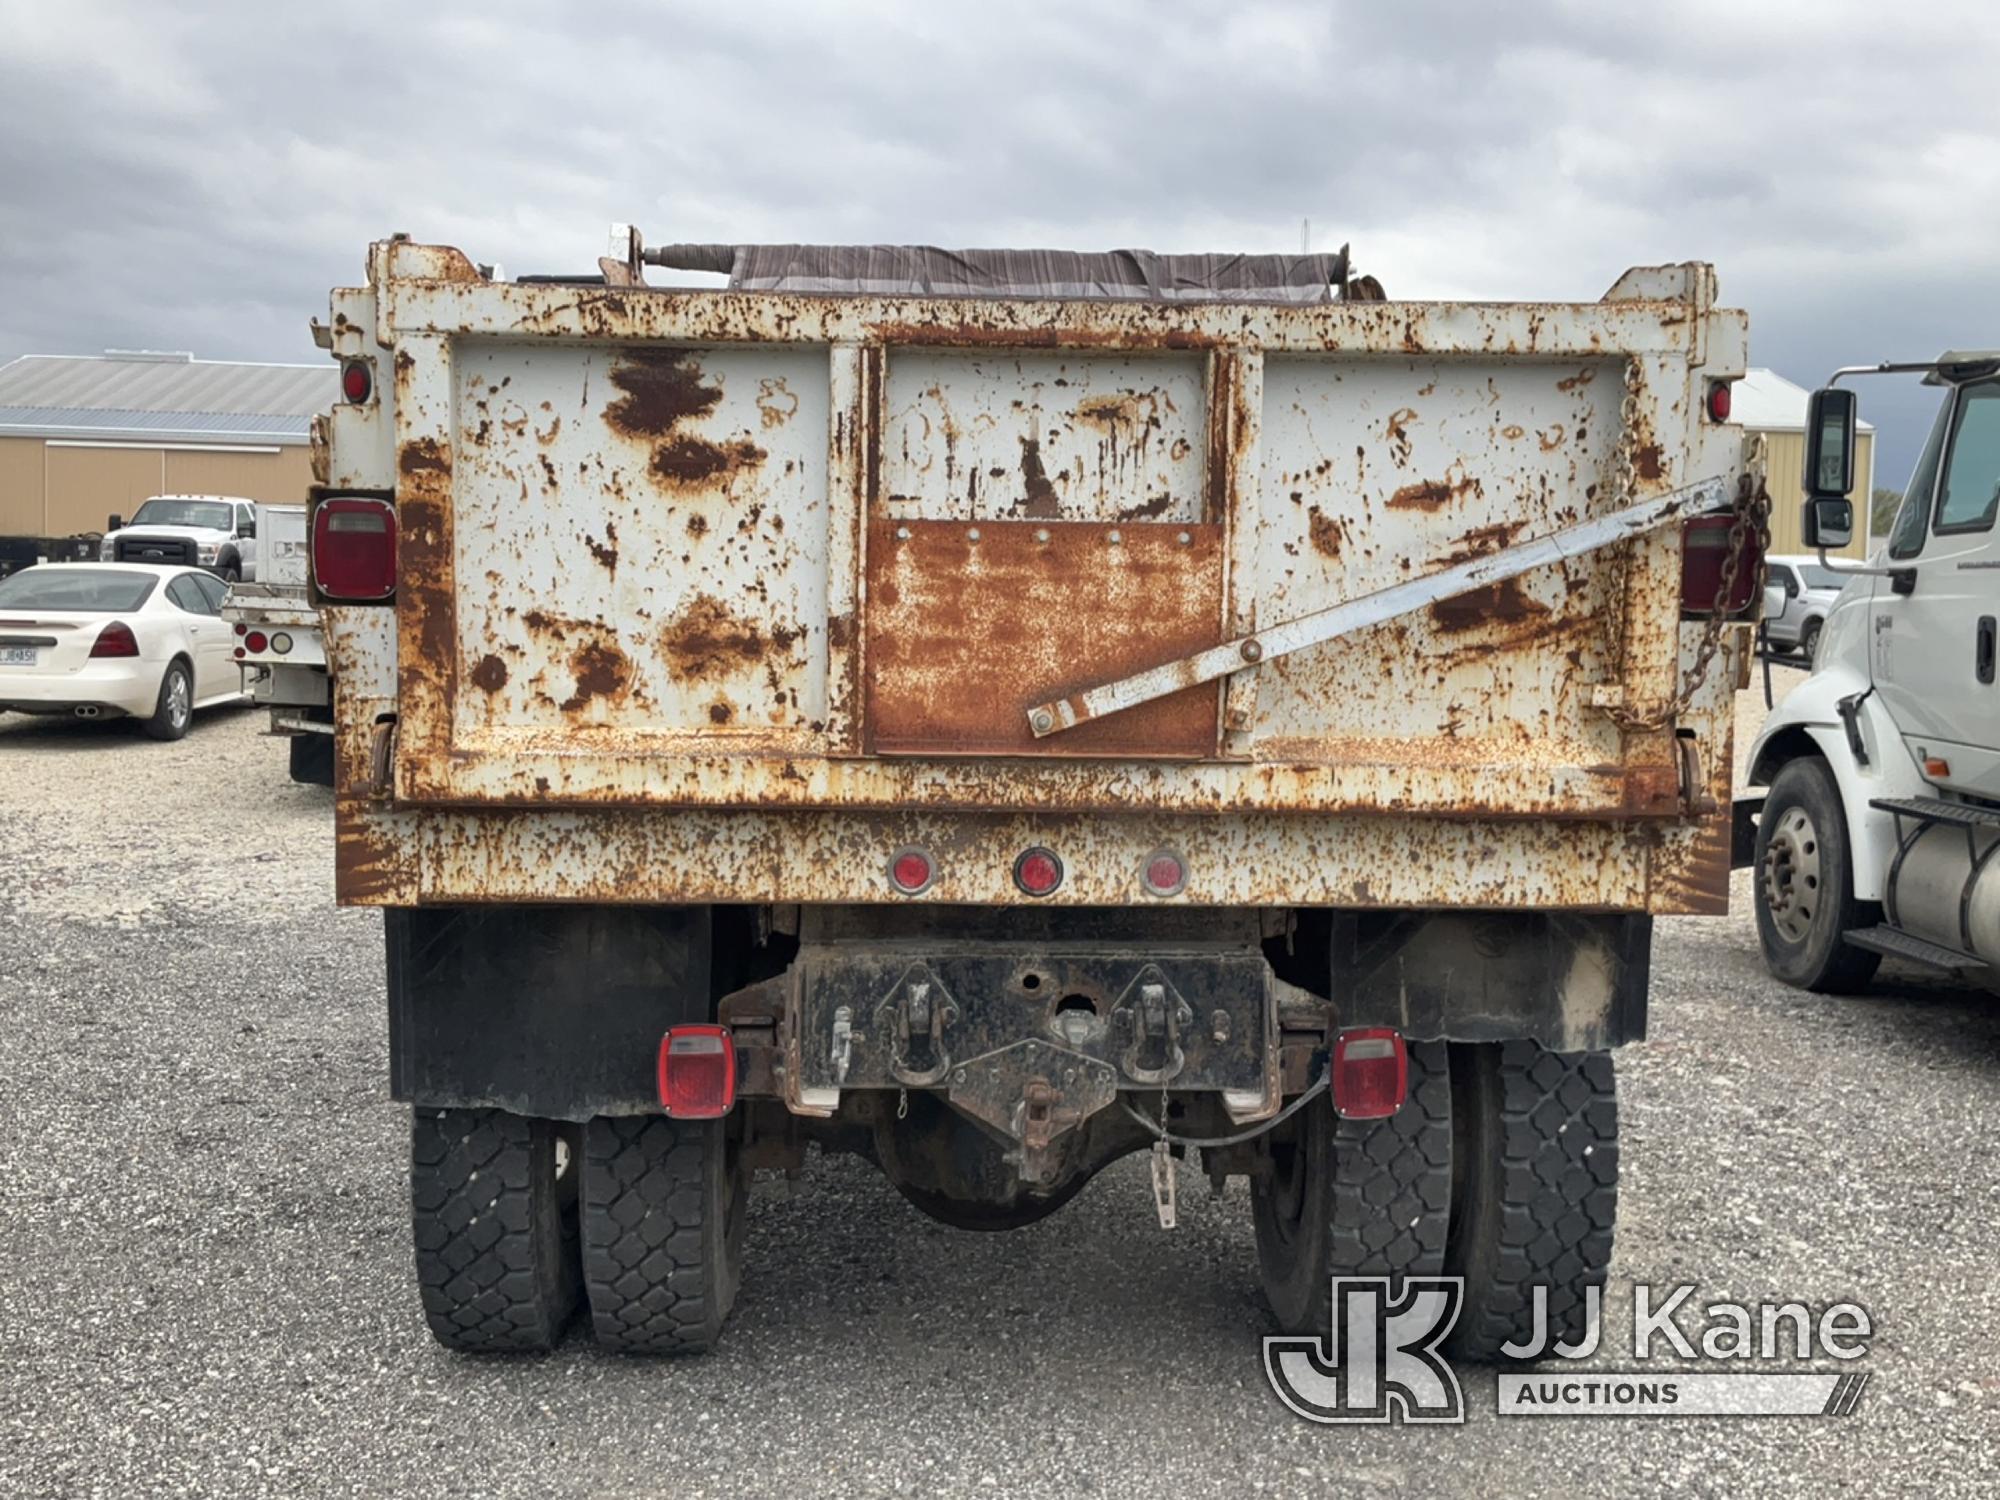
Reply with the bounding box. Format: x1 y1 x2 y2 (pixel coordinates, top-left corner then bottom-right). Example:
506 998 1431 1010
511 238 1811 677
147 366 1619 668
107 513 123 532
1802 387 1857 499
241 519 256 538
1802 496 1854 550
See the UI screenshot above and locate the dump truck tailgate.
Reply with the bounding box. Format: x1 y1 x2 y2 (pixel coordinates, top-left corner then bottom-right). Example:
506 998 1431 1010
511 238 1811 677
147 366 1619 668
332 244 1747 829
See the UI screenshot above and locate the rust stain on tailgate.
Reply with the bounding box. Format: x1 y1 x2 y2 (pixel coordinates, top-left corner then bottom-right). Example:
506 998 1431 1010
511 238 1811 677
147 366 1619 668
865 520 1224 757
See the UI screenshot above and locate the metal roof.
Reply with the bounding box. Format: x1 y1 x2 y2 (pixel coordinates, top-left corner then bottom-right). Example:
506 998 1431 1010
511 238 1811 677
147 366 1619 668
0 352 334 445
1732 367 1875 434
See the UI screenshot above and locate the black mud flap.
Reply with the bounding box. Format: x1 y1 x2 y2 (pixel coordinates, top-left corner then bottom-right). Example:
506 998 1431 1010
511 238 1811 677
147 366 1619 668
1732 794 1765 870
1330 912 1652 1050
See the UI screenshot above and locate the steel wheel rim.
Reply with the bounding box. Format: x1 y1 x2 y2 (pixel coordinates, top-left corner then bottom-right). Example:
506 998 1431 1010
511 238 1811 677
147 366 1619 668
167 670 191 729
1761 804 1822 944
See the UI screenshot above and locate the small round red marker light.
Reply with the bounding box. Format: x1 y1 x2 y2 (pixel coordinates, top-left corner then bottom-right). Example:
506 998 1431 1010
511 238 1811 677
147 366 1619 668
1013 847 1063 897
889 847 934 895
341 360 372 404
1141 849 1186 897
1706 380 1733 423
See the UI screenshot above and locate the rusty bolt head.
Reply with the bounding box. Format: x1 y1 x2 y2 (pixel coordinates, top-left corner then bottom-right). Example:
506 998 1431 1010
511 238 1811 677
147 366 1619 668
1029 708 1054 734
895 525 911 541
1035 527 1051 543
966 527 981 542
953 1068 967 1084
1106 529 1121 545
1177 531 1192 545
1240 639 1264 663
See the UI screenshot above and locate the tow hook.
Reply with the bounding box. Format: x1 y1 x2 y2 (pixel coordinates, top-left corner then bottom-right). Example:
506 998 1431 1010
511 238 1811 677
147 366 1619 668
1118 974 1190 1084
1676 736 1717 817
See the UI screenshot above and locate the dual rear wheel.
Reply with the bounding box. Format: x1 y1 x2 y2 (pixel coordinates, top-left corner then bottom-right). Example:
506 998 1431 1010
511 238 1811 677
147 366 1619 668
410 1108 745 1354
1251 1039 1619 1362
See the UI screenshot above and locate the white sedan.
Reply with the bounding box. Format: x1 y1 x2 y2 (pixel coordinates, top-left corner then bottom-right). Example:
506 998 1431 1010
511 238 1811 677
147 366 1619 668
0 564 246 740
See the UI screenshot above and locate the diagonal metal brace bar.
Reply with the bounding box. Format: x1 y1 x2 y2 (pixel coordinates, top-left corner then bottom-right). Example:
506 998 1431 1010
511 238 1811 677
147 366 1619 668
1026 475 1729 737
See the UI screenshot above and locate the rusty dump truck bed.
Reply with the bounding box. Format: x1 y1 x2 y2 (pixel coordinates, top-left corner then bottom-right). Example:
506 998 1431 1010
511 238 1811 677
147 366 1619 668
318 240 1752 913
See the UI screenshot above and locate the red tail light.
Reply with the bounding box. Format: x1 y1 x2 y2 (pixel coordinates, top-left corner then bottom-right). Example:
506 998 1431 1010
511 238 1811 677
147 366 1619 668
340 359 373 404
89 621 139 658
244 630 268 653
1141 849 1187 897
657 1025 736 1118
1332 1028 1408 1120
1680 513 1761 616
1706 380 1734 423
1013 847 1064 897
312 497 397 602
889 847 935 895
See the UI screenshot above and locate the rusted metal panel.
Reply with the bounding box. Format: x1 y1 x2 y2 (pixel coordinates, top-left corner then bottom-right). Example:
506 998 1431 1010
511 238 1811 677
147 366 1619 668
880 351 1206 524
327 245 1756 864
864 520 1223 757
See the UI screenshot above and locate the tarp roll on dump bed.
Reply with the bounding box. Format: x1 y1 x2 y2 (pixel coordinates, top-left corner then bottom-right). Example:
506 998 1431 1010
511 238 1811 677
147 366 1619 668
642 243 1356 301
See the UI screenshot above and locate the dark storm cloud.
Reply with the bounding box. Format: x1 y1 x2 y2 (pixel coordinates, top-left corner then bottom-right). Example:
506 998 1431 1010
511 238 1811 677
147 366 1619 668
1 0 1993 475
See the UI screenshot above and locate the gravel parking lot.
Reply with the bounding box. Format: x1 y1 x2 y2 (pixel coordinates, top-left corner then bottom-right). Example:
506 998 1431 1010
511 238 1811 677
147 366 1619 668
2 679 1996 1499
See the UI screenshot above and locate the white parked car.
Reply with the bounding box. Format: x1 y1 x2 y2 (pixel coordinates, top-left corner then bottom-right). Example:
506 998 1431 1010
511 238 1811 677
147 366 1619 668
98 495 263 583
0 564 246 739
1761 553 1852 661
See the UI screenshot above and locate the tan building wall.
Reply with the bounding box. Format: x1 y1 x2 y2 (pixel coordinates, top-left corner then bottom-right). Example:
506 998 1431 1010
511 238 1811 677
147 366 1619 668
0 439 313 538
0 436 40 537
1759 428 1872 560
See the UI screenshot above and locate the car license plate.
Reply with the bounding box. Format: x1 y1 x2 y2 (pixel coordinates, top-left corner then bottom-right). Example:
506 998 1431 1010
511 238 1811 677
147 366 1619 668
0 646 36 666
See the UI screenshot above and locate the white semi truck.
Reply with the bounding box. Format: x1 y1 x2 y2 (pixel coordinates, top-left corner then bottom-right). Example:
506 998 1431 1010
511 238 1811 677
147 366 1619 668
1742 355 2000 992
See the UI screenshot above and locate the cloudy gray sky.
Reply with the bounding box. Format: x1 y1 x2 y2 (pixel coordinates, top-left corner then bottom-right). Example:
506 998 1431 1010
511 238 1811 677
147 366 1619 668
3 0 1994 480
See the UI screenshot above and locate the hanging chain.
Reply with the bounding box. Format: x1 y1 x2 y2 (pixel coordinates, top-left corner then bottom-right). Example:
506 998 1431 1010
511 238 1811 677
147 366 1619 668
1603 364 1771 734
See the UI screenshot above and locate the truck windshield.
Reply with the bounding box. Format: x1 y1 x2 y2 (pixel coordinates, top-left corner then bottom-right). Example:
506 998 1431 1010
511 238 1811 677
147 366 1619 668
0 569 157 611
129 499 232 530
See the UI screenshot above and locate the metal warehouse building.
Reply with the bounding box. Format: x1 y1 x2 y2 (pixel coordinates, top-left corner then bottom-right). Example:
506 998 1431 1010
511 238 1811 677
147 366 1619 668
0 350 334 546
1733 367 1872 559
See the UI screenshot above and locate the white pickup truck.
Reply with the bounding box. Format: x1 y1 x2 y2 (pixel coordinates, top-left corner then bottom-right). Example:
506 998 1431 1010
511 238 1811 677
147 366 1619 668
221 503 332 783
312 230 1765 1359
1742 354 1999 993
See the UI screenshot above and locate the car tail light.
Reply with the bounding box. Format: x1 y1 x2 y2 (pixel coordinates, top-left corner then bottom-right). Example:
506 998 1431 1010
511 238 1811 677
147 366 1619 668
1680 514 1761 616
1013 847 1064 897
1141 848 1186 897
312 497 397 602
656 1025 736 1118
244 630 268 653
341 359 372 404
1706 380 1733 423
89 621 139 658
1332 1028 1408 1119
889 847 934 895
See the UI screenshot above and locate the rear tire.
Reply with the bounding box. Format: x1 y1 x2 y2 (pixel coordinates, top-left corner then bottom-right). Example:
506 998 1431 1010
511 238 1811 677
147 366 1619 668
1753 756 1882 993
141 659 193 741
1442 1042 1617 1364
582 1115 746 1354
410 1107 581 1352
1252 1041 1452 1333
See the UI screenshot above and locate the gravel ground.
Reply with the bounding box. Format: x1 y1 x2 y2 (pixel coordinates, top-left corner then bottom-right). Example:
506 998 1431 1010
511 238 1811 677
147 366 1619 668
2 679 1996 1499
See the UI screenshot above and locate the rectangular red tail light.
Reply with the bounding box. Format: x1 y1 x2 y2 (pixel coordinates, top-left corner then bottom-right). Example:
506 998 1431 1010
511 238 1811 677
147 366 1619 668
1680 513 1761 616
657 1025 737 1119
1331 1028 1408 1120
312 497 397 602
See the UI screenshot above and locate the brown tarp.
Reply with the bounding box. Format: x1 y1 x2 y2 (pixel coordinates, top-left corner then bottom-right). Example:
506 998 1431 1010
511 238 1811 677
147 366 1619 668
644 243 1358 302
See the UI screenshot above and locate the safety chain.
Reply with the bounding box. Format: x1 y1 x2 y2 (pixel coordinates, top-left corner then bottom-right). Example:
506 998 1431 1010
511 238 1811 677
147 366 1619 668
1603 369 1771 733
